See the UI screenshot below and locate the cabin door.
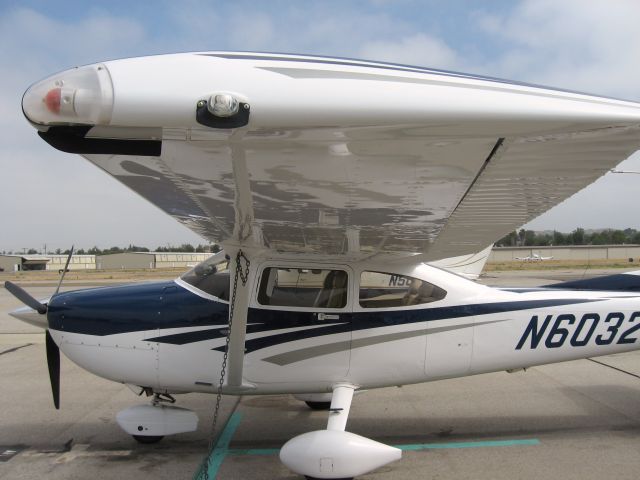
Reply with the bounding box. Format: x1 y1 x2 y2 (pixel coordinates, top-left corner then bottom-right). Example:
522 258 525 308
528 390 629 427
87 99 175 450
244 263 353 386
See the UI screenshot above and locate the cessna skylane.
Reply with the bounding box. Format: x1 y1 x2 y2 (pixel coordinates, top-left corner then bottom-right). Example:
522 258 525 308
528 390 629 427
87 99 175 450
7 52 640 479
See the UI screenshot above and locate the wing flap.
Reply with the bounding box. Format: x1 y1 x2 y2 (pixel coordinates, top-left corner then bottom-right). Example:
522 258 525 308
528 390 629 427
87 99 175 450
426 125 640 259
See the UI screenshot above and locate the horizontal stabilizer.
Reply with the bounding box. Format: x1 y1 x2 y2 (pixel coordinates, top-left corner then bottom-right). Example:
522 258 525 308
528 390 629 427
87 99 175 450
545 271 640 292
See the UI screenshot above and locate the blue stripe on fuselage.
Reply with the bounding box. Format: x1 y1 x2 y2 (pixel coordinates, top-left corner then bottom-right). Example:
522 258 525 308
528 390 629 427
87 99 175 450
213 298 599 354
48 283 599 357
47 281 228 336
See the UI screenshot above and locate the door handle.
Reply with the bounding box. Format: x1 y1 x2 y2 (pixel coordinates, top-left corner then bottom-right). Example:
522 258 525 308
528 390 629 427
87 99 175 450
317 313 340 321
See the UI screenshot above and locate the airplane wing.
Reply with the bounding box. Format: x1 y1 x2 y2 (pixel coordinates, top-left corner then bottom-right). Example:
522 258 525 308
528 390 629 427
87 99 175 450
25 53 640 261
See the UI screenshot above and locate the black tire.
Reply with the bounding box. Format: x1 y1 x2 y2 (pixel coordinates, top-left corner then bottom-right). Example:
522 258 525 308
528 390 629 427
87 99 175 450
132 434 164 444
305 401 332 410
305 477 353 480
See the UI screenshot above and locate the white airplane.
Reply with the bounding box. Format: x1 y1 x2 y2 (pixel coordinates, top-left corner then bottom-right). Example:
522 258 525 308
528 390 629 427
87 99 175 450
7 52 640 479
515 253 554 261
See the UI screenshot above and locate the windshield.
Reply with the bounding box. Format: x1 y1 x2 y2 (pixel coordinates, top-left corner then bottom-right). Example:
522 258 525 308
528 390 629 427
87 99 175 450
180 252 230 300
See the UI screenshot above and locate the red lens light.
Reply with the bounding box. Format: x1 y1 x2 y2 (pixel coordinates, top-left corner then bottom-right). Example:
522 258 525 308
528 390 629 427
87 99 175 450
44 88 61 114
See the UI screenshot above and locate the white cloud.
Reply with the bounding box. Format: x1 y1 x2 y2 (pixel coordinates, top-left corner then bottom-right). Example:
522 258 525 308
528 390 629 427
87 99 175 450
359 33 459 69
0 8 147 68
476 0 640 100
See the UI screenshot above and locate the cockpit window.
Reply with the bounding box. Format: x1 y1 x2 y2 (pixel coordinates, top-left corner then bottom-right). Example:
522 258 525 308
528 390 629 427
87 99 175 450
180 252 230 300
359 271 446 308
258 267 348 308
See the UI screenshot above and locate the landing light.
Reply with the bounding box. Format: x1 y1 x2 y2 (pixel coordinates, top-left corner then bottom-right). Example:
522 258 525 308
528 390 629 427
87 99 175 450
22 64 114 126
208 93 239 118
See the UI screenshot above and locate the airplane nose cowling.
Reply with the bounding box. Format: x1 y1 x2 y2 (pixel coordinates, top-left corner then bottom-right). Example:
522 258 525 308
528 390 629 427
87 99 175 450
22 63 114 127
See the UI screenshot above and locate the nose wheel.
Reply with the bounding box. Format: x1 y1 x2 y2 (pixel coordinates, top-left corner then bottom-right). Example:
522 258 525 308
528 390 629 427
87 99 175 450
116 395 199 444
305 477 353 480
305 401 332 410
132 434 164 444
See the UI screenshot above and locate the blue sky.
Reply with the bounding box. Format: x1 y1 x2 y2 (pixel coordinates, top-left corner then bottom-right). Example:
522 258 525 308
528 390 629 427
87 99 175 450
2 0 640 251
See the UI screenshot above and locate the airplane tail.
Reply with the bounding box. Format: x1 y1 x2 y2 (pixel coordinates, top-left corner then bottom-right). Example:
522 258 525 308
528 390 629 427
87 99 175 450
428 244 493 279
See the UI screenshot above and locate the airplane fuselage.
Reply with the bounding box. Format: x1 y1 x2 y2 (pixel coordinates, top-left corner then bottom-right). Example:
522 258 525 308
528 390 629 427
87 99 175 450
42 260 640 396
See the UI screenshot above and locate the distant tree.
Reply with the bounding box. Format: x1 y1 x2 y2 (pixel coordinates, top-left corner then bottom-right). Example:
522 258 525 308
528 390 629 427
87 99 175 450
612 230 626 244
523 230 536 246
571 228 585 245
27 248 38 254
496 231 518 247
591 231 608 245
127 244 149 252
536 233 553 246
55 248 62 254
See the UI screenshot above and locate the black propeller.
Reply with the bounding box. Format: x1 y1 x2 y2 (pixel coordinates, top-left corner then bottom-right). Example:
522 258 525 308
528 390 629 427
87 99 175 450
4 246 73 410
45 330 61 409
4 281 47 314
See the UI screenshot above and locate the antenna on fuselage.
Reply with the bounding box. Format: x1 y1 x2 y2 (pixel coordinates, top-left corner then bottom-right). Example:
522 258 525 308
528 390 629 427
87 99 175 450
54 245 74 295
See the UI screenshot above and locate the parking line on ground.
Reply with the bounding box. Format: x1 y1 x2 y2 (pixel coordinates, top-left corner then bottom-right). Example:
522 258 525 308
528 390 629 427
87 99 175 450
193 412 243 480
226 437 540 456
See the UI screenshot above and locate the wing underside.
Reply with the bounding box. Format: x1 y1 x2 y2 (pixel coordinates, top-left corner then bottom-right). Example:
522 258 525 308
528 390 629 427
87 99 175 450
84 123 640 260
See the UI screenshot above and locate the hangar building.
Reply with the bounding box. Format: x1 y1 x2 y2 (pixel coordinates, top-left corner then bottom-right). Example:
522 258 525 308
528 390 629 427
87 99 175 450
0 255 49 272
47 254 96 271
489 245 640 262
96 252 211 270
0 254 96 272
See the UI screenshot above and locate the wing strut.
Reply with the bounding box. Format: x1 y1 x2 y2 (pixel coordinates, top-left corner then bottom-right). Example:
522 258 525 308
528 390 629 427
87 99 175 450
222 141 258 390
196 249 254 480
224 248 254 389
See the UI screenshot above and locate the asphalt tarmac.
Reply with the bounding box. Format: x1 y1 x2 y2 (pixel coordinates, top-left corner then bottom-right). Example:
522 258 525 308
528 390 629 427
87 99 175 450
2 270 640 479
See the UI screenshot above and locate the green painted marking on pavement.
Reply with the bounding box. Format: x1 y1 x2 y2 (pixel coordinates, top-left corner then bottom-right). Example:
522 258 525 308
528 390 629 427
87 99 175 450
193 412 243 480
398 438 540 451
226 438 540 457
228 448 280 456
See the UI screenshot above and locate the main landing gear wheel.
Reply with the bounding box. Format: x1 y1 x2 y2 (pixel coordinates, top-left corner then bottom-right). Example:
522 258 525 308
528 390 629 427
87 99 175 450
305 401 332 410
132 434 164 444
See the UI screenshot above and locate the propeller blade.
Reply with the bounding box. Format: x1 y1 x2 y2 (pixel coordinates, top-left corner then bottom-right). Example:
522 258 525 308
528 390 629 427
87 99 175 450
46 330 60 409
4 281 47 314
54 245 74 296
